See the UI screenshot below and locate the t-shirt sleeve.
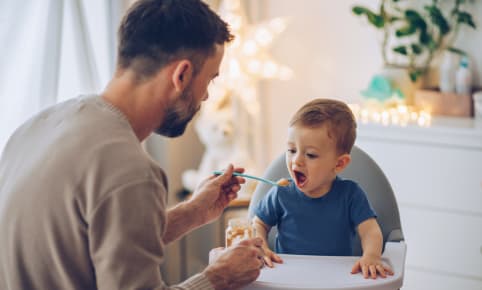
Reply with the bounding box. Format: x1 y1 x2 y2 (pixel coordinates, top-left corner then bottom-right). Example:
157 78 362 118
349 183 377 228
254 187 282 227
88 179 213 290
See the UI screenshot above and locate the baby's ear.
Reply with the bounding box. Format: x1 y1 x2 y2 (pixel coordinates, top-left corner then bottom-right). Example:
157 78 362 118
335 153 351 173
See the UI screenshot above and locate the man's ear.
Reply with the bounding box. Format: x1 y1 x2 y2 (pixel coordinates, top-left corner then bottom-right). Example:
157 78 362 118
171 60 193 92
334 153 351 174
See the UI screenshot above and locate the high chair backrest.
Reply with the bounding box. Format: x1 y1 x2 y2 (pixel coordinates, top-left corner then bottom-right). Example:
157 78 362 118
247 145 404 255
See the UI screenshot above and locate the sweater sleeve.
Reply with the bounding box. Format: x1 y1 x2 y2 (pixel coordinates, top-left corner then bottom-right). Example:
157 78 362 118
87 179 214 290
177 273 214 289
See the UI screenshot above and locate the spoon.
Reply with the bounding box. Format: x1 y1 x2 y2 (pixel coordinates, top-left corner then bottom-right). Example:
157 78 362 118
213 170 290 187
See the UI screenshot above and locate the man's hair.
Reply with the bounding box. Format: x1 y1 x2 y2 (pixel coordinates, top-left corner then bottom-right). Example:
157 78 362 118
117 0 234 80
289 99 357 154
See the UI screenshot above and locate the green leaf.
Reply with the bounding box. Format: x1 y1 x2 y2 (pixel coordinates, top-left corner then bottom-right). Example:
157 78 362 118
419 30 438 51
425 5 450 35
389 16 401 23
409 72 418 82
405 10 427 28
393 46 408 55
456 11 477 29
370 14 385 28
447 47 467 56
405 10 424 23
352 6 369 15
403 9 428 36
352 6 385 28
411 44 423 55
396 25 416 37
419 30 432 45
409 69 423 82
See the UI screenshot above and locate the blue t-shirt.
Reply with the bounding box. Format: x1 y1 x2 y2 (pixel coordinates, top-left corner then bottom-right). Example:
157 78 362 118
254 176 376 256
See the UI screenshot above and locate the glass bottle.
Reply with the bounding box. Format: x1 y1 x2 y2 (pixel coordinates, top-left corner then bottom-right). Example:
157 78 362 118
455 56 472 96
225 218 255 247
439 51 457 93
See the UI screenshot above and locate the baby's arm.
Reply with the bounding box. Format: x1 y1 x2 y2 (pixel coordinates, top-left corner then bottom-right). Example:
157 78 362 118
351 218 394 279
252 216 283 267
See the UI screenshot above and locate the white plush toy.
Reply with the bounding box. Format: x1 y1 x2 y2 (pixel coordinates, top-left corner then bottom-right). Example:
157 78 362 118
182 96 257 197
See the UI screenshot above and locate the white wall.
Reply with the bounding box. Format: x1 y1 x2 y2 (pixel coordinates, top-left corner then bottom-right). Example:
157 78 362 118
159 0 482 282
256 0 482 163
170 0 482 212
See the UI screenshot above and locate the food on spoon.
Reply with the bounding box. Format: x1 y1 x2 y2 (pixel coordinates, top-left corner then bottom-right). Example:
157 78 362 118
276 178 290 187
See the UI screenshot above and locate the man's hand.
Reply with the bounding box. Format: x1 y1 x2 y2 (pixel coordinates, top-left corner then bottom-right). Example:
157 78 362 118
351 254 394 279
190 164 245 224
204 238 265 290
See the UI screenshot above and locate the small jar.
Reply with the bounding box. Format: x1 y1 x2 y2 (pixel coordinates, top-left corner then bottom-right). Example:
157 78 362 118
225 218 255 247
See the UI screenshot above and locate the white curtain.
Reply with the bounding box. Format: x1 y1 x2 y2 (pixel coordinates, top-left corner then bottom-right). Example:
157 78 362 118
0 0 126 153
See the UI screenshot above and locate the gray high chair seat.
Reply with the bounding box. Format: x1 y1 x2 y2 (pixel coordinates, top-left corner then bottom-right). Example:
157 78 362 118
245 145 406 290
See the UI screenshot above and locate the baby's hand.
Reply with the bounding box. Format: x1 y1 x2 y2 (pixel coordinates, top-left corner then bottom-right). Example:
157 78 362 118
351 254 394 279
262 247 283 268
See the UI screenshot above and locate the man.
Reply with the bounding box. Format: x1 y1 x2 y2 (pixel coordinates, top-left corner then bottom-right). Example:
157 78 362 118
0 0 264 289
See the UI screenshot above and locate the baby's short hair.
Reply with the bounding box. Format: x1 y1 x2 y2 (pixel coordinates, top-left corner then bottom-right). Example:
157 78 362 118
289 98 357 154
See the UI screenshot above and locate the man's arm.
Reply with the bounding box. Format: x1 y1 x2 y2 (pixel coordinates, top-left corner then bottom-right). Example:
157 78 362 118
163 165 244 244
163 200 204 244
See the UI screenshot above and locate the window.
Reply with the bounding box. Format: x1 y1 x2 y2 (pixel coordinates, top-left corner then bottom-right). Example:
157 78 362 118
0 0 124 153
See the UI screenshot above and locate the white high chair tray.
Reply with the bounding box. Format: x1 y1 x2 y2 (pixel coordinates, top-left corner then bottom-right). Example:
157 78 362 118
243 242 406 290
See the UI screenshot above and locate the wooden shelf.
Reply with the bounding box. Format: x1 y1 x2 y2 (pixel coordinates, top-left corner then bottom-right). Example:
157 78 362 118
228 196 250 208
414 89 473 117
184 193 250 208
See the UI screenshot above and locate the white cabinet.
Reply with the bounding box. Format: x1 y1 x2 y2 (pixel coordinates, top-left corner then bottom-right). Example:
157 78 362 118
356 117 482 290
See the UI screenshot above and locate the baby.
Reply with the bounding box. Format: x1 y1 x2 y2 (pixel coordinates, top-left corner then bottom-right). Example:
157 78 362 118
253 98 393 279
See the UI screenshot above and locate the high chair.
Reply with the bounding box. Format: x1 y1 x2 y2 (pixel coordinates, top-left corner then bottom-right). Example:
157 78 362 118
245 145 406 290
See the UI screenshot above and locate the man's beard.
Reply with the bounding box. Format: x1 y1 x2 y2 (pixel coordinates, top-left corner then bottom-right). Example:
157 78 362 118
154 84 200 137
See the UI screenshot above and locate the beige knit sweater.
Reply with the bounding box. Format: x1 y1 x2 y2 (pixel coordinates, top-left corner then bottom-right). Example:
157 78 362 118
0 95 213 290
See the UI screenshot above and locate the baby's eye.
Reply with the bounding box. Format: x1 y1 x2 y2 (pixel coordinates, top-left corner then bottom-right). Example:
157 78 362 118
306 153 318 159
287 148 296 154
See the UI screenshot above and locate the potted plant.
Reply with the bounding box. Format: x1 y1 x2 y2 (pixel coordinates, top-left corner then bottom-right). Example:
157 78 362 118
352 0 476 83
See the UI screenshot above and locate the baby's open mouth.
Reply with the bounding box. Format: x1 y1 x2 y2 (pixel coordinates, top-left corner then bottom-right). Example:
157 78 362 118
294 170 307 187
